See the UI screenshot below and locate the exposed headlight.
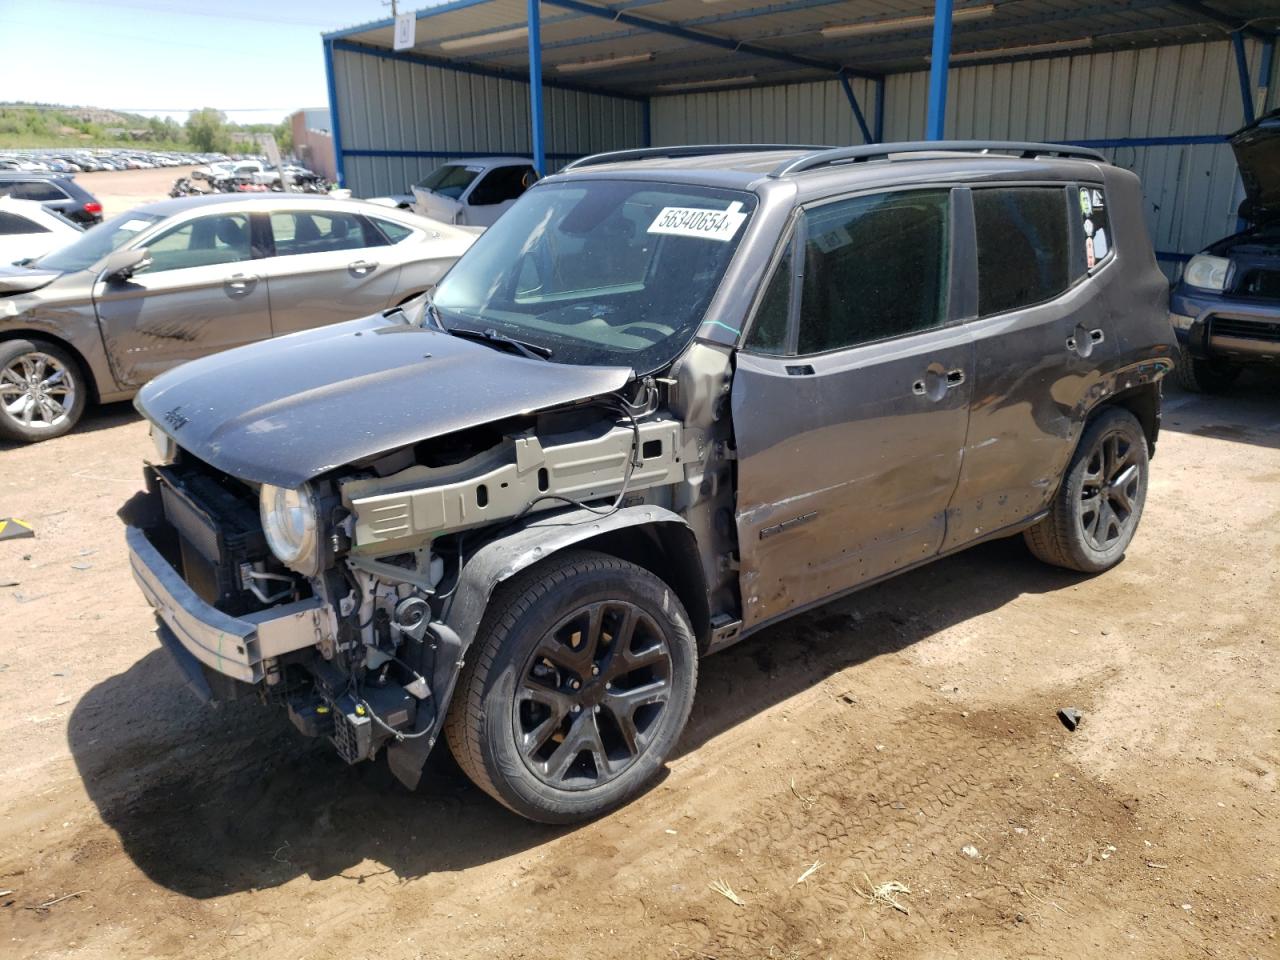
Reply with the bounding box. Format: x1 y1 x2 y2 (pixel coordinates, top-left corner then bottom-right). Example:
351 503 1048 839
260 483 321 576
1183 254 1230 291
148 422 176 463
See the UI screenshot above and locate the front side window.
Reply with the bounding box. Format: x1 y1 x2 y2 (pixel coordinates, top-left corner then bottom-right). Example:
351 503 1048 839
269 210 382 256
974 187 1072 316
744 243 792 354
142 213 253 272
0 211 48 235
796 189 951 354
469 166 537 206
433 180 756 371
416 164 480 200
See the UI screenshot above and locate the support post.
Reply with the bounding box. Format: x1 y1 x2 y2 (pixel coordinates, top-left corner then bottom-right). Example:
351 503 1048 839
323 37 346 187
838 72 873 144
874 75 886 143
925 0 954 140
1233 30 1256 126
527 0 547 175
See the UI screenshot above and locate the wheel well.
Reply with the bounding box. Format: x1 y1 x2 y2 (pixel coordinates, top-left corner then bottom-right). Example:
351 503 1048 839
0 329 100 403
1096 381 1161 456
573 523 712 652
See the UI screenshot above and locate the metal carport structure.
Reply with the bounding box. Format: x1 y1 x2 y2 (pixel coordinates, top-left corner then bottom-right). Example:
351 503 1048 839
323 0 1280 267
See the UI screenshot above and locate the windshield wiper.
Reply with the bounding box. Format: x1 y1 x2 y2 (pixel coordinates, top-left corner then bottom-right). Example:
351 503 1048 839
446 325 552 361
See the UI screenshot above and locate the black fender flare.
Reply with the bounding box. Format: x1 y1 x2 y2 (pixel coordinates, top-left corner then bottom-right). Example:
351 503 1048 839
443 503 696 655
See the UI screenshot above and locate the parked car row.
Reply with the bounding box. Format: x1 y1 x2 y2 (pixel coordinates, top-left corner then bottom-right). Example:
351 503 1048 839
0 148 225 173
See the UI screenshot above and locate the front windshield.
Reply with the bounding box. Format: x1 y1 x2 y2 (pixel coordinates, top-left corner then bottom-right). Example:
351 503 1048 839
432 180 757 370
416 163 480 199
34 210 162 273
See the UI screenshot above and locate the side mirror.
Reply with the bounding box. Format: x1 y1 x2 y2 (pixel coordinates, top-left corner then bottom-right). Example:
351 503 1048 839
99 247 150 282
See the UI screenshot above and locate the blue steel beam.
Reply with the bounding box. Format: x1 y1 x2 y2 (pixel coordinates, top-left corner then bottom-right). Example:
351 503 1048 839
838 72 873 144
323 37 346 187
925 0 954 140
529 0 547 175
1232 30 1256 126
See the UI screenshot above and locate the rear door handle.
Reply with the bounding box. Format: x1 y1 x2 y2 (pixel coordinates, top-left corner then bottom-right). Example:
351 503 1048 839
945 368 965 388
1066 328 1105 355
349 259 377 275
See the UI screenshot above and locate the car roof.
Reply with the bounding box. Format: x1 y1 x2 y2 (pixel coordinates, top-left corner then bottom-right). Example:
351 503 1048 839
544 143 1110 200
439 156 532 167
125 192 414 218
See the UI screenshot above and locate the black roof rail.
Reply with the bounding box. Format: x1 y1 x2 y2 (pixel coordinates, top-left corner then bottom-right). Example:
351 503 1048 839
770 140 1107 178
563 143 831 171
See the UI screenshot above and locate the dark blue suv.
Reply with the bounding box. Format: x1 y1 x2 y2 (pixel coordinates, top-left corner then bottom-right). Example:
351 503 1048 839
1169 109 1280 392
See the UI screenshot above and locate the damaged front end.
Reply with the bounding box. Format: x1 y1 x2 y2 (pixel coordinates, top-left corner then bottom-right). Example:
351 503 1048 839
123 363 732 788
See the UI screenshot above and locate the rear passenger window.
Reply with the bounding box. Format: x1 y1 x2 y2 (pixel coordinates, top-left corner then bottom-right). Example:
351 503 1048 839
373 218 414 244
7 181 68 202
744 243 792 354
270 211 385 256
796 189 950 354
973 188 1072 316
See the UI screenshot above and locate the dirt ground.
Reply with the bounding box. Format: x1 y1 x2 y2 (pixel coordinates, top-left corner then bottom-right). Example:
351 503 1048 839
0 369 1277 959
74 166 202 218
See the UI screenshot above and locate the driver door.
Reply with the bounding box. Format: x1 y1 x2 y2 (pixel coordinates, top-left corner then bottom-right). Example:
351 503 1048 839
732 188 974 629
93 211 272 387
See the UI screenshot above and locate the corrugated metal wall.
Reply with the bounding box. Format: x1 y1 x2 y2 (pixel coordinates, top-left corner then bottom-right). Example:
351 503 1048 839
331 45 645 197
650 76 879 147
651 39 1273 265
886 39 1271 263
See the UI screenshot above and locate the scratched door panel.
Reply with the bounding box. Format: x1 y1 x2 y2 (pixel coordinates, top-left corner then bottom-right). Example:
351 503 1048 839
92 261 272 389
732 326 974 630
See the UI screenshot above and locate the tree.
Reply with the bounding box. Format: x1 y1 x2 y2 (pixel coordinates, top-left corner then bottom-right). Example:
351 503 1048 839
186 107 230 153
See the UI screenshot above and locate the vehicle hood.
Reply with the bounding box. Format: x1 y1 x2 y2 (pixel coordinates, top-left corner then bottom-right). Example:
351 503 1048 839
136 312 634 488
1232 109 1280 223
0 264 63 296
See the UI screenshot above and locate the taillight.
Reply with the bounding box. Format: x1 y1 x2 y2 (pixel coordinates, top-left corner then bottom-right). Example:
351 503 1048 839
84 201 102 215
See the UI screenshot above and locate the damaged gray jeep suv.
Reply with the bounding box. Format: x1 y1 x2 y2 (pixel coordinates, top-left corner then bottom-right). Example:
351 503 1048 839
124 142 1176 823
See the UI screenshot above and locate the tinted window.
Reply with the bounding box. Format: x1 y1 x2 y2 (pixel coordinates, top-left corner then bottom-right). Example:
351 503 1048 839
744 243 792 354
372 218 414 243
469 166 536 206
974 187 1072 316
6 181 69 202
270 210 382 256
796 189 950 354
142 214 253 272
0 211 48 235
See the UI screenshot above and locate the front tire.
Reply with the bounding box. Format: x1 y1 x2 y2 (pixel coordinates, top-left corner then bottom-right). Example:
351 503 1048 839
0 339 88 442
1024 407 1149 574
445 550 697 824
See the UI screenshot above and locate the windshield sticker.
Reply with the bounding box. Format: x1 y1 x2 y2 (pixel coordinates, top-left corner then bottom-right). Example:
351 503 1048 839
648 201 747 242
120 218 152 233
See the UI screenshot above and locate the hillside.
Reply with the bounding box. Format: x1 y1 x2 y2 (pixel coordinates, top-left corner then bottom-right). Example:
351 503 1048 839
0 102 188 149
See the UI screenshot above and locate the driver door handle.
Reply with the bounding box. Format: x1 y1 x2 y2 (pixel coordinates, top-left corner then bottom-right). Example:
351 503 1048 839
224 272 257 293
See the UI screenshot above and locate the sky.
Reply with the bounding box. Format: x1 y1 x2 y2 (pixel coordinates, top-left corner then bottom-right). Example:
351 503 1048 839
0 0 394 123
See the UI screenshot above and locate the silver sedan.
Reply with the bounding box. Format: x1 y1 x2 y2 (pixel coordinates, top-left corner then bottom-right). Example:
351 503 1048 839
0 194 476 441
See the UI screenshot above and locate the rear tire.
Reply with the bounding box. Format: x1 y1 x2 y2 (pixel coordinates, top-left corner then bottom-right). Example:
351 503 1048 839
445 550 697 824
0 338 88 443
1024 407 1149 574
1174 344 1240 394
